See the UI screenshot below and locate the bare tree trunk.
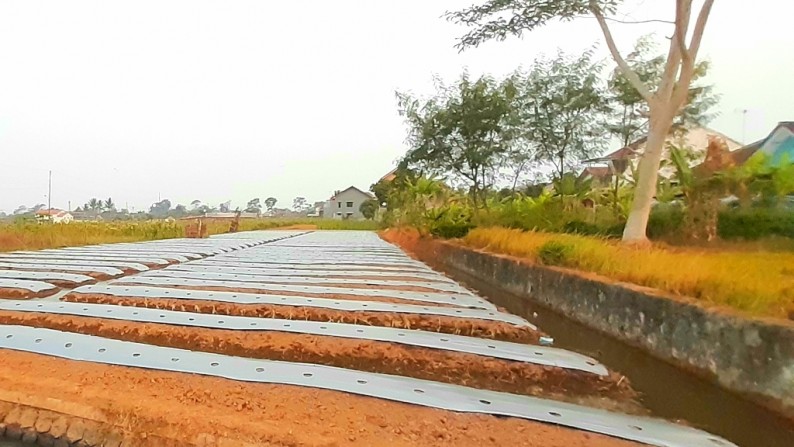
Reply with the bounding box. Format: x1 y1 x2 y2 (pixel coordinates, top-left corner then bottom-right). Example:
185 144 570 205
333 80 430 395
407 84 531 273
592 0 714 243
621 110 675 243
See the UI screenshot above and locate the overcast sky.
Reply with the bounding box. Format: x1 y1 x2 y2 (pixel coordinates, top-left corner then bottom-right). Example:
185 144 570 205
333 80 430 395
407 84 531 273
0 0 791 213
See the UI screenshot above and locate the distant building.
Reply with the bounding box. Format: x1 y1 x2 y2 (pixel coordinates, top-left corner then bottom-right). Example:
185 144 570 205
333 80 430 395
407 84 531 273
35 209 74 224
307 201 325 218
725 121 794 167
585 126 743 181
378 168 398 183
323 186 375 220
577 166 612 187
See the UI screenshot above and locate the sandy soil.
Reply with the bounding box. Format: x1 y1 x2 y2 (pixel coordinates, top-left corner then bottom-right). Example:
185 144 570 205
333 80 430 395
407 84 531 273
63 293 539 343
0 349 645 446
0 310 640 412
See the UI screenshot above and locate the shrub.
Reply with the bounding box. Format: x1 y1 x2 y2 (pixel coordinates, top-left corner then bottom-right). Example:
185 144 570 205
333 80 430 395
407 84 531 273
563 220 605 236
537 240 574 266
718 208 794 240
646 205 685 238
427 204 474 239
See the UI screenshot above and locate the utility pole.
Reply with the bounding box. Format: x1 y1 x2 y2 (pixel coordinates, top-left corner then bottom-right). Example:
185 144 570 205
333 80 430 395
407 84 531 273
48 170 52 211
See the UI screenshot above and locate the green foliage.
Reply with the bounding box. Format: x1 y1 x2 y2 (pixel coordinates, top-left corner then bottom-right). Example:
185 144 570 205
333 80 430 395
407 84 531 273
537 240 575 266
446 0 621 50
426 204 475 239
359 199 379 220
370 180 391 207
718 209 794 240
607 36 719 147
553 173 593 200
245 198 262 213
514 49 610 178
562 220 606 236
646 206 685 239
397 73 518 206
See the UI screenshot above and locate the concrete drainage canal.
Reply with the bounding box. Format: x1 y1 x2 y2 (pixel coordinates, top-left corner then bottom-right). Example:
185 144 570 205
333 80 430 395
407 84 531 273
0 230 778 446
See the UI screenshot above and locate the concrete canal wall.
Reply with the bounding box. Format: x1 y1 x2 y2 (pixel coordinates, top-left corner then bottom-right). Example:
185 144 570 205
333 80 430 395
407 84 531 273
390 234 794 419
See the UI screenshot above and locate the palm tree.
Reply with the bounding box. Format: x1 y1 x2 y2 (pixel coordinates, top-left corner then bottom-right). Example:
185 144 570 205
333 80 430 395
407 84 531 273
87 198 102 212
104 197 115 211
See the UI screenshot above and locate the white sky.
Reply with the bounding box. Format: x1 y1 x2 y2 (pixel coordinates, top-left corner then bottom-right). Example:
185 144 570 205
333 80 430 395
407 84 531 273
0 0 791 213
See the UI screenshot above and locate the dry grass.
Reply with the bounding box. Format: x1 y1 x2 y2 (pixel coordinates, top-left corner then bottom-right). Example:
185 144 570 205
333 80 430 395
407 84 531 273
0 218 378 252
0 221 184 252
461 227 794 319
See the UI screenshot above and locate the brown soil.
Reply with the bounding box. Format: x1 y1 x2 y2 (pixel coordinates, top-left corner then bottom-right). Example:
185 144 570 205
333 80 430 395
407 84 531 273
63 293 540 343
0 310 640 412
0 349 645 446
111 283 458 308
43 278 96 288
0 266 118 281
0 287 59 300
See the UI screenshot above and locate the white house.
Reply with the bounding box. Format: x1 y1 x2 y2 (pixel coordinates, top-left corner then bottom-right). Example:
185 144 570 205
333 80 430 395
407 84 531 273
35 209 74 224
322 186 375 220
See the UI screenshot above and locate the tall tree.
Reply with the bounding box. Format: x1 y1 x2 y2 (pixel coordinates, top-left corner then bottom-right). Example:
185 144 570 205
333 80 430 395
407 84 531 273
190 199 202 210
86 198 102 212
245 198 262 213
173 204 188 217
397 73 518 207
264 197 278 211
607 34 719 147
514 49 610 180
292 197 308 212
359 199 379 220
104 197 115 212
447 0 716 243
149 199 172 217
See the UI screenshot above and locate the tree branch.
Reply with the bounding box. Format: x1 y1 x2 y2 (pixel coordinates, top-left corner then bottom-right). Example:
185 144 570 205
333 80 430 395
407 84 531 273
590 3 653 103
675 0 693 64
572 15 675 25
688 0 715 63
657 0 691 101
673 0 715 106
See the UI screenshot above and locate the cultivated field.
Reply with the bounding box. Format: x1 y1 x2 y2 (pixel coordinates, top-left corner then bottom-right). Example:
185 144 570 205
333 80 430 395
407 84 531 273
0 230 734 446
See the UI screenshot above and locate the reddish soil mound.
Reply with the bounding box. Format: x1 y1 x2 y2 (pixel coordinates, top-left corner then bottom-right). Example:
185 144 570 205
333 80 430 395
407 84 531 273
110 282 457 307
0 349 644 446
0 310 640 412
0 287 59 300
63 293 539 343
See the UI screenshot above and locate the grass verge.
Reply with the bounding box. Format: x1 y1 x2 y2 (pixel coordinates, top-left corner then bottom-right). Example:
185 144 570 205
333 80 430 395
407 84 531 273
461 227 794 319
0 218 379 252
